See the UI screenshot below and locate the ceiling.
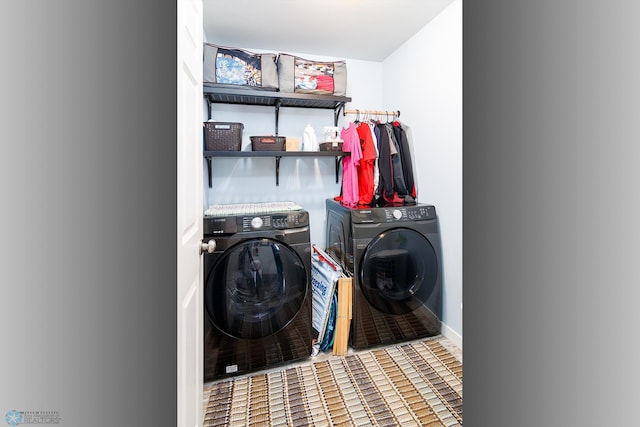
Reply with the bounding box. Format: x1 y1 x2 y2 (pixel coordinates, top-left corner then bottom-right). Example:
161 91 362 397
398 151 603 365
203 0 456 62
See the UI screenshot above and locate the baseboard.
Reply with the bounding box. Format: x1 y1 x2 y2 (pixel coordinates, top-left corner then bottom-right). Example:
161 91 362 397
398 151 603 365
441 322 462 349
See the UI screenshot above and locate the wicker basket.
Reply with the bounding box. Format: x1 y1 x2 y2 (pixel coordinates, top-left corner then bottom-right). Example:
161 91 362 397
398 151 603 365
204 122 243 151
319 141 343 152
250 136 285 151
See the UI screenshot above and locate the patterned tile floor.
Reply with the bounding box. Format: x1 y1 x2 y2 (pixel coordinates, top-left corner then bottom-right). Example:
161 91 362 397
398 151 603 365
203 334 462 414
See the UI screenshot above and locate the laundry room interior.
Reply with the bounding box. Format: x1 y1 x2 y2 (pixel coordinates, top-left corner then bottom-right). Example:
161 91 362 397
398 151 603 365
200 0 462 423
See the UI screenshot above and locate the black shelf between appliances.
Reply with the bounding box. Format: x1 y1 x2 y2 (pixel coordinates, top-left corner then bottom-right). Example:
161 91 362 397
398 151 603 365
204 151 349 187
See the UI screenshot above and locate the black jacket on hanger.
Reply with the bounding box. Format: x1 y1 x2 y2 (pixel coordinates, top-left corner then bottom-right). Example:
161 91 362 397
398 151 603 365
375 123 394 201
386 123 409 196
392 123 416 198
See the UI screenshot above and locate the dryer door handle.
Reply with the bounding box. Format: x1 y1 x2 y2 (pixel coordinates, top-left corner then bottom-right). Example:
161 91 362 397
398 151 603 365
200 239 217 254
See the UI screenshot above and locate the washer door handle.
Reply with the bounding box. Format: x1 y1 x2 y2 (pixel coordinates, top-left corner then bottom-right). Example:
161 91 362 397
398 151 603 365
200 239 217 254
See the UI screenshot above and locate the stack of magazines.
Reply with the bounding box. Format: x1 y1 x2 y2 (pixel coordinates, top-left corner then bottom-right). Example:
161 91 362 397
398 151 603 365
310 245 344 354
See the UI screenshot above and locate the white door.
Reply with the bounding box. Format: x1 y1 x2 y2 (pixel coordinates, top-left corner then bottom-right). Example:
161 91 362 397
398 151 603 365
177 0 203 425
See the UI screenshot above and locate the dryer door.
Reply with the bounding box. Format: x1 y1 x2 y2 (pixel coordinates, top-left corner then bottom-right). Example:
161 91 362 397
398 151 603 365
205 238 307 339
360 228 438 315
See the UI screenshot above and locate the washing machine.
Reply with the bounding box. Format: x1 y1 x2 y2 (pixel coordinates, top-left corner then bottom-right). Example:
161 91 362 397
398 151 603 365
325 199 442 350
203 202 312 382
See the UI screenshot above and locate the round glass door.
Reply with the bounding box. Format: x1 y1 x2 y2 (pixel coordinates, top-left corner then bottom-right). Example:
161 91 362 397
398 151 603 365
205 238 307 339
360 228 438 314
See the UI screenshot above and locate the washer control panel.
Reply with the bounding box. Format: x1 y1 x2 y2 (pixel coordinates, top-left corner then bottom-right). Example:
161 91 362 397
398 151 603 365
241 212 307 231
204 210 309 234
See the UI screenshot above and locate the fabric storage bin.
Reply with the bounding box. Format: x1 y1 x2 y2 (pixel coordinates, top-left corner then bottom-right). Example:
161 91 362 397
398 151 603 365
277 54 347 96
203 43 279 90
204 122 243 151
250 136 285 151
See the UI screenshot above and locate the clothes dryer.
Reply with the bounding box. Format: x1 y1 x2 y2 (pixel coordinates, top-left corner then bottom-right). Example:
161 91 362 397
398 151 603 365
325 199 442 349
203 202 312 382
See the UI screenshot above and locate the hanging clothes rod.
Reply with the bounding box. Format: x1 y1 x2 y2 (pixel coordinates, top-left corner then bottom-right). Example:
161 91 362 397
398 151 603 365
343 108 400 118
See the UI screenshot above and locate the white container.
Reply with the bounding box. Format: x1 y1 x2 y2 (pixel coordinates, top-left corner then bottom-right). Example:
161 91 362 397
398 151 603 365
302 124 318 151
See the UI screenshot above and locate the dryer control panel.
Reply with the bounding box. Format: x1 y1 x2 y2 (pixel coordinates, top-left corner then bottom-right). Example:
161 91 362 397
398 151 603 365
351 204 437 224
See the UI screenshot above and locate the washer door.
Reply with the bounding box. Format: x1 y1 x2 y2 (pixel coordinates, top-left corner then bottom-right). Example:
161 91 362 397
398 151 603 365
360 228 438 315
205 238 307 339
